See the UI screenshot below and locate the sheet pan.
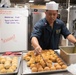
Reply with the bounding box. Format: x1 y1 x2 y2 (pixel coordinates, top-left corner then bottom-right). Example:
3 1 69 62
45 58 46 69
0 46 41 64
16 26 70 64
0 51 22 75
22 51 67 75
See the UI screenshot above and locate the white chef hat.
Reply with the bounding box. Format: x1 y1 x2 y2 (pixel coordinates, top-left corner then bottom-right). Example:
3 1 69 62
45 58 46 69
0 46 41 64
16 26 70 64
46 1 59 10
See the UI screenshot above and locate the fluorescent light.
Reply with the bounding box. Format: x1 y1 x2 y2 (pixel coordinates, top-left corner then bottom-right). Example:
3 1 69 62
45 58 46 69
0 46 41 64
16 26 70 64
29 0 34 2
44 0 50 1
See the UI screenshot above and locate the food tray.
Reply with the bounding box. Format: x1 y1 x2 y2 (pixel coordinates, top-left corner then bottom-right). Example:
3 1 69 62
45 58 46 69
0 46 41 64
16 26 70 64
22 51 67 75
59 46 76 65
0 51 22 75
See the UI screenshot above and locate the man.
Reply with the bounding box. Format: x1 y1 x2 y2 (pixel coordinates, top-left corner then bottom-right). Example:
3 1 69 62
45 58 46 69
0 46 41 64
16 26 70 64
31 1 76 55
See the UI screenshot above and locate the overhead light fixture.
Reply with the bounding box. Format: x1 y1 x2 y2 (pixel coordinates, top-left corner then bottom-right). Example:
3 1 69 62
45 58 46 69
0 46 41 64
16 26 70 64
44 0 50 2
29 0 34 2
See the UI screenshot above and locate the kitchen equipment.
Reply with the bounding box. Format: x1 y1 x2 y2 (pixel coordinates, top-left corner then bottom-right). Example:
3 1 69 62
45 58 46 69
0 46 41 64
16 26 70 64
28 7 46 50
68 6 76 45
59 46 76 65
73 43 76 53
29 0 34 2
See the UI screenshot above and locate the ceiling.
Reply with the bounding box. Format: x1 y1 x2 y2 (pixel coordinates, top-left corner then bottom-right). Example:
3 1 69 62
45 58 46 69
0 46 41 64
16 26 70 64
0 0 76 4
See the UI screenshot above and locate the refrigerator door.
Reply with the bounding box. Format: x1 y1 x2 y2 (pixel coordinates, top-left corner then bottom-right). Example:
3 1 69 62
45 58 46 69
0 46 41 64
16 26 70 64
32 12 45 26
28 10 45 50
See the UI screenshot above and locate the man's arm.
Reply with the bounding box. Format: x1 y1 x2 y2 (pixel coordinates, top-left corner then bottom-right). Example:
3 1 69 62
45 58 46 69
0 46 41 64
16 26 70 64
66 34 76 43
31 37 42 55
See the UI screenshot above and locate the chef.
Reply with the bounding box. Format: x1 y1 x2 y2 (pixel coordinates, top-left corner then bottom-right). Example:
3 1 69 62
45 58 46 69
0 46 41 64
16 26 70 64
30 1 76 55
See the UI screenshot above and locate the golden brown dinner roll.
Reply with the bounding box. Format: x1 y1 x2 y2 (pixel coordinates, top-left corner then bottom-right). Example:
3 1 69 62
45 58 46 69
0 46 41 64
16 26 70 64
55 65 62 70
35 55 41 63
23 55 31 61
0 68 7 73
54 63 60 67
6 56 12 63
31 67 38 72
50 66 56 70
61 65 67 69
44 66 50 71
10 65 17 71
4 61 11 69
30 64 36 69
59 62 64 66
7 68 14 73
0 58 6 64
27 51 34 56
38 67 44 72
0 64 4 70
27 61 32 67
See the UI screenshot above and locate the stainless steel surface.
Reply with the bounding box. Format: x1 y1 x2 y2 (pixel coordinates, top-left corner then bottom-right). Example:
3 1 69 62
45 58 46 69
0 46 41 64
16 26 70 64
32 12 45 26
28 9 45 50
60 8 68 24
73 43 76 53
17 54 23 75
69 6 76 45
59 46 76 65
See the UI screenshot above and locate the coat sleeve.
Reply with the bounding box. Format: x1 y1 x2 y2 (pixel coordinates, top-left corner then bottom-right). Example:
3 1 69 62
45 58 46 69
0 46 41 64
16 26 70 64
61 22 71 38
30 22 43 40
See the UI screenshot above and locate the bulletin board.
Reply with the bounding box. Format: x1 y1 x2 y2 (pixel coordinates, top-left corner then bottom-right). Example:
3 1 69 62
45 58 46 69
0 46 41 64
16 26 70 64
0 8 28 52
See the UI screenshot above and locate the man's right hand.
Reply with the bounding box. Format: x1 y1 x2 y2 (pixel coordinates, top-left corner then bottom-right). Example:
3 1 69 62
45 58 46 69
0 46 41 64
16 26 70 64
31 37 42 55
34 46 42 56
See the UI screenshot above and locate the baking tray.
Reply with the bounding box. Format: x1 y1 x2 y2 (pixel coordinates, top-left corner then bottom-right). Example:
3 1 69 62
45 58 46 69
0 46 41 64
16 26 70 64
0 51 22 75
22 51 67 75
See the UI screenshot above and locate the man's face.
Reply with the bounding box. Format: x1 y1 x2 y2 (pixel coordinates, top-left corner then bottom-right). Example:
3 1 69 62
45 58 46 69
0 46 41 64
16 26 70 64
45 10 58 24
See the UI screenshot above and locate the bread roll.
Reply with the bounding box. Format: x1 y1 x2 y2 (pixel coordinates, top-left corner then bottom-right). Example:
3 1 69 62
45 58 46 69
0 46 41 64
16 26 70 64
0 68 7 73
4 61 11 69
7 68 14 73
0 64 4 70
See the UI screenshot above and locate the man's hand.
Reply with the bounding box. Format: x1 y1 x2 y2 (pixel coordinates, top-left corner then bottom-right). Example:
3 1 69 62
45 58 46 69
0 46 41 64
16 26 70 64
34 46 42 55
31 37 42 55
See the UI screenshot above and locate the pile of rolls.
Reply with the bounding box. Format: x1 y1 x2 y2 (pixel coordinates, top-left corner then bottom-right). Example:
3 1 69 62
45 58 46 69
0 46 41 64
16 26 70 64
0 56 18 73
23 50 67 72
